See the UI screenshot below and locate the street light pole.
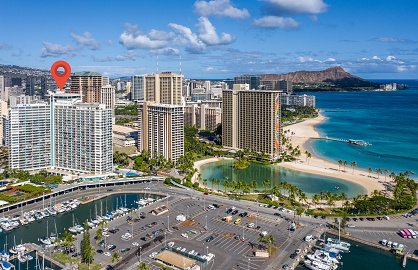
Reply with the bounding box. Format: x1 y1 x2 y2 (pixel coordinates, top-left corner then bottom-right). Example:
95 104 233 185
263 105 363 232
205 215 208 229
256 200 259 228
139 246 142 262
248 258 250 270
242 225 245 240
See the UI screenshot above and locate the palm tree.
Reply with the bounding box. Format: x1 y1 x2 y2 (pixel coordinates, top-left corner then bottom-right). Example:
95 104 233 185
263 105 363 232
137 262 150 270
312 194 320 208
210 177 215 190
384 169 389 181
338 160 343 171
306 152 312 164
299 191 308 204
203 179 208 187
375 168 382 179
95 228 103 244
343 161 348 172
262 179 271 192
296 207 304 223
259 234 275 255
339 192 347 204
368 167 372 177
251 180 257 192
350 162 357 174
111 252 120 263
223 180 230 193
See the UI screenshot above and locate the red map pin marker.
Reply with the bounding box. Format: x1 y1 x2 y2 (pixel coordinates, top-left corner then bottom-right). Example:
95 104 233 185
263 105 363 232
50 60 71 90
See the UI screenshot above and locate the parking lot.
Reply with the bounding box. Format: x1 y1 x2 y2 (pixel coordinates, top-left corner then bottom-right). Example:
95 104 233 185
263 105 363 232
83 190 311 270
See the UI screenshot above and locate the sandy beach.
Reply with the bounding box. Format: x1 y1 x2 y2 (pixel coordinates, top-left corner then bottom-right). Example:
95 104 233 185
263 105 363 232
192 157 233 182
279 113 385 195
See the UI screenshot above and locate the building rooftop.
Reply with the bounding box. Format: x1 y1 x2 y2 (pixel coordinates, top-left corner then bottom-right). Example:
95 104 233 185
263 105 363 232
155 250 196 269
112 125 137 134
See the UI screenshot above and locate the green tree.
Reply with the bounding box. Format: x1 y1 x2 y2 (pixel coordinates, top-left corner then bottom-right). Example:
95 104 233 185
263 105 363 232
375 168 382 179
80 221 95 264
343 161 348 171
137 262 150 270
95 228 103 244
61 230 74 250
338 160 343 171
350 162 357 173
259 234 275 255
262 179 271 192
112 252 120 263
368 167 372 177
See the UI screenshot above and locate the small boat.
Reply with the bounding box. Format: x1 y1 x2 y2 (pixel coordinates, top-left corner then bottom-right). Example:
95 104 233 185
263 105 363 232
1 250 10 261
1 260 12 270
304 259 334 270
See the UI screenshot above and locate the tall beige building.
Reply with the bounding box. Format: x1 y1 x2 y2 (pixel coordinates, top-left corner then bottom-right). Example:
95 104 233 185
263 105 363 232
100 85 116 112
143 72 183 105
184 103 221 131
222 84 282 159
70 72 102 103
138 102 184 163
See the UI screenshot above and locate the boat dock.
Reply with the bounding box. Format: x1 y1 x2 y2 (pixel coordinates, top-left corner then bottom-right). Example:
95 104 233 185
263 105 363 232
8 243 65 269
328 231 418 264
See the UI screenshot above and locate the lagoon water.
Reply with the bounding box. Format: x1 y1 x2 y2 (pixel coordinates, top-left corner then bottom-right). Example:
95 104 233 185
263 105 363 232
200 159 367 197
307 80 418 179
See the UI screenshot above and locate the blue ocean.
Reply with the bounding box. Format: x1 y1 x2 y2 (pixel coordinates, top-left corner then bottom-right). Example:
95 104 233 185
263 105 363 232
306 80 418 179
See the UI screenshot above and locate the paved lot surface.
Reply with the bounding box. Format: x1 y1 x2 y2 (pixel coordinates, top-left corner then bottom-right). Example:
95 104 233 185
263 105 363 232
4 178 418 269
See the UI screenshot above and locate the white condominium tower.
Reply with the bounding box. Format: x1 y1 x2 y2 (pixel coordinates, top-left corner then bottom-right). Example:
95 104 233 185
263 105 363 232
7 95 113 175
222 84 282 159
8 103 52 170
138 102 184 163
53 100 113 174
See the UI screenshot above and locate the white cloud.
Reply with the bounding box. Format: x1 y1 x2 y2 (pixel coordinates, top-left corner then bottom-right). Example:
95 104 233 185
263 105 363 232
297 56 315 63
372 55 382 61
120 19 234 55
374 37 416 44
119 24 169 50
324 57 336 62
194 0 250 19
70 32 99 50
169 22 206 53
41 42 77 58
148 29 176 41
386 55 396 61
151 47 180 55
197 17 234 45
397 65 416 72
262 0 328 15
93 51 138 62
253 16 299 29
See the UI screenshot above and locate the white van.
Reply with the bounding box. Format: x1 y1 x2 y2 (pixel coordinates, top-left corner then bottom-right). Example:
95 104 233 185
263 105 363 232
304 235 313 242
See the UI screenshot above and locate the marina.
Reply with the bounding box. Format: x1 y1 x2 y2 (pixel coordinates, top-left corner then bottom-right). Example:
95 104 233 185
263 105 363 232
0 190 165 269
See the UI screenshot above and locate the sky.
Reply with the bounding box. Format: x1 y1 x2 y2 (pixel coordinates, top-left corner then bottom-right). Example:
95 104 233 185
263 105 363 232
0 0 417 79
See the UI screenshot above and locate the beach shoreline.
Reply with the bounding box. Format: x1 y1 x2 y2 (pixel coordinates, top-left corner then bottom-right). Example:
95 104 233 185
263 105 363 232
279 112 385 195
193 113 386 196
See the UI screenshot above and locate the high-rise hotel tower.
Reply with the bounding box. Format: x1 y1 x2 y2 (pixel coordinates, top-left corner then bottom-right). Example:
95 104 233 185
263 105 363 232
222 84 282 159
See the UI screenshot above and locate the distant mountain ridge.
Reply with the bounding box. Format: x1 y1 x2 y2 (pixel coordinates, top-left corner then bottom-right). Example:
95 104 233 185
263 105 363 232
260 66 379 90
261 66 362 83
